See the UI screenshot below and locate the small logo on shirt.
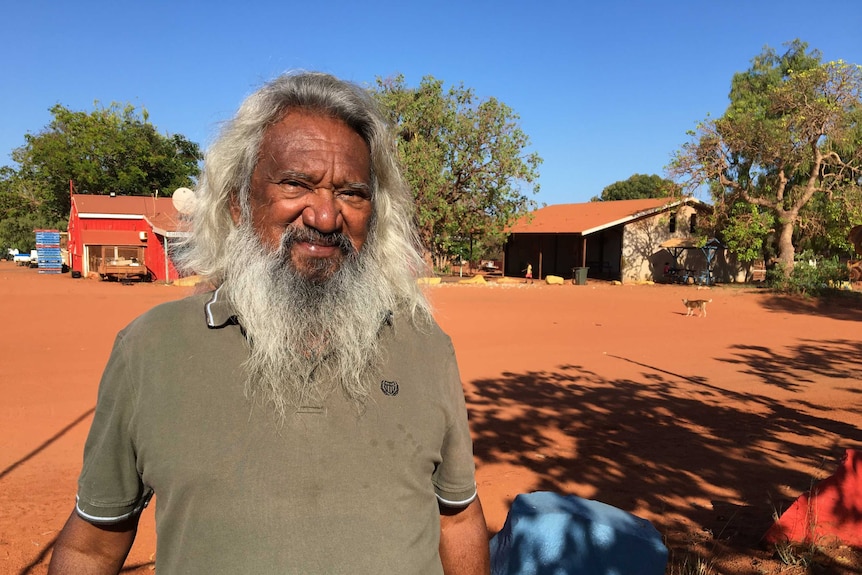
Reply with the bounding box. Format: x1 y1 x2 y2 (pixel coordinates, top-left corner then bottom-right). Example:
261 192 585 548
380 380 399 396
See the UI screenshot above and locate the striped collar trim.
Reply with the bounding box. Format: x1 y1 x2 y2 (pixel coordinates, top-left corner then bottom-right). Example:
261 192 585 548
205 285 235 328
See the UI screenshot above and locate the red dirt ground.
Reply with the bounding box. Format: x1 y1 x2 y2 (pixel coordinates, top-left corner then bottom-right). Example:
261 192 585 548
2 260 861 574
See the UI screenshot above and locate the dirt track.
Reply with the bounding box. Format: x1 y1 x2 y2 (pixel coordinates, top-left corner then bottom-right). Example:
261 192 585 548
2 261 861 574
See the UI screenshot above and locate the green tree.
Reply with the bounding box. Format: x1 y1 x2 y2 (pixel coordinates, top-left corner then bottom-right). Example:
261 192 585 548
591 173 679 201
720 202 775 263
0 213 63 254
373 75 542 269
5 103 202 223
796 185 862 256
0 167 66 252
670 40 862 276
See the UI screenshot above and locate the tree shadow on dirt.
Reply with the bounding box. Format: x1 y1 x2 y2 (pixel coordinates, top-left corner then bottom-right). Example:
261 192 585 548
718 339 862 395
5 408 96 574
759 292 862 322
467 351 862 568
16 534 56 575
0 408 95 481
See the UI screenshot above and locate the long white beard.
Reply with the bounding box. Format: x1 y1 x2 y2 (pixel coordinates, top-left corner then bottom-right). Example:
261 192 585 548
221 223 394 419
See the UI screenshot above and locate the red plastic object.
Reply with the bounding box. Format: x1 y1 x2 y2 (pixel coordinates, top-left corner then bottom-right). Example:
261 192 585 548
765 449 862 546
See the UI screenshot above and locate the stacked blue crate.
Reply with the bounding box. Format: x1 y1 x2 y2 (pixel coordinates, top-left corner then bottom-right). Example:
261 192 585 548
35 229 63 274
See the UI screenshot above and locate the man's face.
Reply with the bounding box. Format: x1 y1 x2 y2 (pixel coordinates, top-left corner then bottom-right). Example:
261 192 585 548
233 110 373 281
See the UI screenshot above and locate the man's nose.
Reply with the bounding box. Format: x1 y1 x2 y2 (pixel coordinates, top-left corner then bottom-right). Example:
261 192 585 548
301 189 341 233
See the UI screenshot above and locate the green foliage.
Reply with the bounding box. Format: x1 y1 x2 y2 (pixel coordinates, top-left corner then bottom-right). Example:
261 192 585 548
0 213 65 254
720 202 775 263
767 251 850 295
591 173 679 201
797 185 862 256
2 102 202 224
669 39 862 276
373 75 541 267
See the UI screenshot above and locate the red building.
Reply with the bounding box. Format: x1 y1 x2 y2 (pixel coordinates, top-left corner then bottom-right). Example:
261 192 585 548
67 193 188 282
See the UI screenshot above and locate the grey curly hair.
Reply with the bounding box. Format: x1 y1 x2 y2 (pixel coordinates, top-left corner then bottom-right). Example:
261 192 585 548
175 71 429 316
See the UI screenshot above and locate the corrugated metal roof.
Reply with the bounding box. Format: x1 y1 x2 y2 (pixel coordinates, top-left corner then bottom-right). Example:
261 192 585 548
508 197 702 235
73 194 187 233
147 212 189 237
74 194 175 215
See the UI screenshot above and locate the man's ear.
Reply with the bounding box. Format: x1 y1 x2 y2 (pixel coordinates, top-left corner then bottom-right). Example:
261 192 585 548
229 192 242 226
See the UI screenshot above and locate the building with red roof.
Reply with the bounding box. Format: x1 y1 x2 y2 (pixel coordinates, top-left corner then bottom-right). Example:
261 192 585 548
67 193 189 282
504 197 722 283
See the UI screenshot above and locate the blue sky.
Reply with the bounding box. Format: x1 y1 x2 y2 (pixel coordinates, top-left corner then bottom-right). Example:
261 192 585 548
2 0 860 206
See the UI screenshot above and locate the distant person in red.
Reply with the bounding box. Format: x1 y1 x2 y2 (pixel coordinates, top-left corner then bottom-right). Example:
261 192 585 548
525 263 533 283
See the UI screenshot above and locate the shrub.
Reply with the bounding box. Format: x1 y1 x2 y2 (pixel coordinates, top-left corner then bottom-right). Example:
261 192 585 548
768 252 850 296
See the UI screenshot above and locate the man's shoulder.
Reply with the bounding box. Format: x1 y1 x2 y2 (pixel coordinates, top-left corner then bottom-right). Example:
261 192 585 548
121 290 216 336
388 310 453 351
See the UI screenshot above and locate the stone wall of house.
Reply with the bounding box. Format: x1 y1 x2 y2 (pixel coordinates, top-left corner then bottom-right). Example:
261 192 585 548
619 204 749 283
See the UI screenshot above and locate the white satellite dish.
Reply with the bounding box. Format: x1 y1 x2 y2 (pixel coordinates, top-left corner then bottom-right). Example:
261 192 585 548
172 187 196 215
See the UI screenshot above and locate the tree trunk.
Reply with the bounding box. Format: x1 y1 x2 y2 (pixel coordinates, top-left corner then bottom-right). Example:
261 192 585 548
422 250 434 271
776 216 796 278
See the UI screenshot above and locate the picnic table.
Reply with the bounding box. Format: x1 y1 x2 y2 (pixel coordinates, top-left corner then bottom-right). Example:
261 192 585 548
665 267 712 286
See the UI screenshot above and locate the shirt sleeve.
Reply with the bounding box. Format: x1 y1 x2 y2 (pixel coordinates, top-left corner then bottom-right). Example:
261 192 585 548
431 339 478 508
76 330 152 524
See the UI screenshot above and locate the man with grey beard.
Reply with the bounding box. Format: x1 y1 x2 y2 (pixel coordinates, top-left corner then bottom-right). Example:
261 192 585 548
49 72 490 574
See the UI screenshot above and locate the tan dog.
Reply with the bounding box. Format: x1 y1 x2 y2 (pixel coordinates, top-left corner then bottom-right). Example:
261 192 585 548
682 298 712 317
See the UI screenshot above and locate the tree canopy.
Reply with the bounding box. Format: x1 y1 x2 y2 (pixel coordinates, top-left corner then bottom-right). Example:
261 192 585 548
591 173 680 202
669 40 862 273
1 103 201 252
373 75 541 269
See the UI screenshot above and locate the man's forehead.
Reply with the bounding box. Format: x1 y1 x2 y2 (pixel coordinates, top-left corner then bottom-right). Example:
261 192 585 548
258 112 369 163
266 109 364 142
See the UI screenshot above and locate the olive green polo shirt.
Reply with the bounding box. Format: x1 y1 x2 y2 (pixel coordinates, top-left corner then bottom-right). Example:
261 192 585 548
76 287 477 573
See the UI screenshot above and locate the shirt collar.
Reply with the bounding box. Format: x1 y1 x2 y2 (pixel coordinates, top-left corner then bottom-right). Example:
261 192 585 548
204 285 236 328
204 284 395 331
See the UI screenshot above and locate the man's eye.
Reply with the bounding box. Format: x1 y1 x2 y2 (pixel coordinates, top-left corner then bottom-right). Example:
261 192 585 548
278 180 311 197
337 189 371 204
